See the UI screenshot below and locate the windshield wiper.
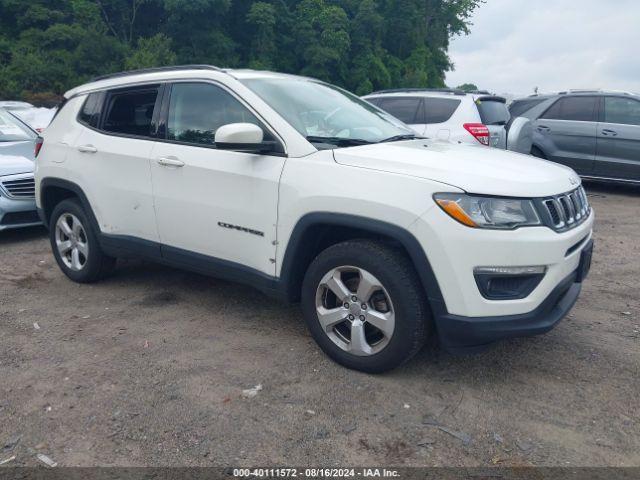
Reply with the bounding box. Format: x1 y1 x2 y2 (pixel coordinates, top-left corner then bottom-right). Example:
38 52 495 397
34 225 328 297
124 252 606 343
305 136 373 147
378 134 420 143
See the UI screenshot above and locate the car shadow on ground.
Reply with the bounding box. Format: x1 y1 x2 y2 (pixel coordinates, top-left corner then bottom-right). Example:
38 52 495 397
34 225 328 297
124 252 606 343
0 225 47 245
583 180 639 197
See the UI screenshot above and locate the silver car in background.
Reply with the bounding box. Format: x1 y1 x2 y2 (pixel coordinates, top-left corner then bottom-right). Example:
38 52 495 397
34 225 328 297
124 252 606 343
0 108 41 230
362 88 532 153
509 89 640 183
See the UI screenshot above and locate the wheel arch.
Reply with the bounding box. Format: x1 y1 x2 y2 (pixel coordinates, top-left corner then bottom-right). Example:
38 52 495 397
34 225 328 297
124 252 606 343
278 213 447 315
39 178 98 231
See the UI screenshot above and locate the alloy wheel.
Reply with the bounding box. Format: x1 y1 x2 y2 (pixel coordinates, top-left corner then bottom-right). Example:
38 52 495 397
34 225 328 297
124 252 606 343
55 213 89 271
315 266 395 356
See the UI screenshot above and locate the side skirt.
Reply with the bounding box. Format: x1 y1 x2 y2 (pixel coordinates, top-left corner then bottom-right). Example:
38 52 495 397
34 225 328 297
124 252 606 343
99 233 284 300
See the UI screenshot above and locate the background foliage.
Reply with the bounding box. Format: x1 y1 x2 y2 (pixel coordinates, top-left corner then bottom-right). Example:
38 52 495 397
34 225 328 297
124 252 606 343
0 0 481 103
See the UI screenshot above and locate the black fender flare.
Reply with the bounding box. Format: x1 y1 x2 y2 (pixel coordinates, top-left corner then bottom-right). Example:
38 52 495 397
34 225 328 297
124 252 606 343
278 212 448 316
39 177 99 230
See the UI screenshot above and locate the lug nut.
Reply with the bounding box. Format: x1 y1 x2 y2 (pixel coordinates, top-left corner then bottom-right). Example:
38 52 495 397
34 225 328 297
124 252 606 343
361 303 367 310
359 315 365 321
344 302 349 308
351 295 358 302
348 314 354 320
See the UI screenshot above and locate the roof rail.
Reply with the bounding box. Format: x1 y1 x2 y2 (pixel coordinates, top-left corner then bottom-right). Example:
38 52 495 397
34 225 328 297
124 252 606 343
91 64 223 82
558 89 601 95
368 87 467 96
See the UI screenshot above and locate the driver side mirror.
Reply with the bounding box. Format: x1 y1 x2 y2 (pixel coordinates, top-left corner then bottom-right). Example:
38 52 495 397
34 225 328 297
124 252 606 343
215 123 284 155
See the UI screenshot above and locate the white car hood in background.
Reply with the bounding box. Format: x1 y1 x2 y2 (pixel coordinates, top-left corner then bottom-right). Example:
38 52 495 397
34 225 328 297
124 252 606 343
333 140 579 197
0 154 35 176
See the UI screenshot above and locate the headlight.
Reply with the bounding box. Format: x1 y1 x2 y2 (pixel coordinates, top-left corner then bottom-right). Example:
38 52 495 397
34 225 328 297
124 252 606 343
434 193 541 229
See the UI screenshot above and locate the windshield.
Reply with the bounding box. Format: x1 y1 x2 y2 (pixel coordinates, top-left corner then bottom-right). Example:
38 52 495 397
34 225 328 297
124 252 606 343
241 77 415 146
0 109 36 142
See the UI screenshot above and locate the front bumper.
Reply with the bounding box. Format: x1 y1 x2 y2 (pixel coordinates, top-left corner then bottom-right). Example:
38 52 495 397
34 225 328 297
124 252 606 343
436 266 583 353
0 194 41 231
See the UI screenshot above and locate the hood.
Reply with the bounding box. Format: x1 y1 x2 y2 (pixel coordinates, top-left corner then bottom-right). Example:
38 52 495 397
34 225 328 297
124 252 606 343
333 140 579 197
0 140 36 162
0 154 35 176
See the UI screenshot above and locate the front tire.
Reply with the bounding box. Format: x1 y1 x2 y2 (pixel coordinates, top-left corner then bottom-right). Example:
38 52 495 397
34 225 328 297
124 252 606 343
301 240 430 373
49 198 116 283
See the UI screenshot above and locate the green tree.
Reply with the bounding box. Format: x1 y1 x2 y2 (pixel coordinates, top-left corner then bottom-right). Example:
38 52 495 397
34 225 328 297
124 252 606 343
125 33 177 69
456 83 479 92
246 1 277 68
0 0 484 102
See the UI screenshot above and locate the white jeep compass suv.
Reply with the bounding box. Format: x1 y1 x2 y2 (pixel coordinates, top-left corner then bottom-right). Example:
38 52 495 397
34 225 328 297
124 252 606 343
35 66 594 373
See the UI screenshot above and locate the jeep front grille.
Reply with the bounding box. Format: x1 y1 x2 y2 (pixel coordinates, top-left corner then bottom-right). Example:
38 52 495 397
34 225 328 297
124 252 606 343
539 186 590 232
1 176 36 199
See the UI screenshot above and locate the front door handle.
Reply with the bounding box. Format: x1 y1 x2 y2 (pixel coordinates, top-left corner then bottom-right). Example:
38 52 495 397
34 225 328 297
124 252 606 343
157 156 185 168
601 129 618 137
77 144 97 153
537 125 551 133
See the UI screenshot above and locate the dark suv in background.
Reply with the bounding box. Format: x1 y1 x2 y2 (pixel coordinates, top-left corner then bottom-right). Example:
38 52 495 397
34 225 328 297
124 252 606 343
509 90 640 183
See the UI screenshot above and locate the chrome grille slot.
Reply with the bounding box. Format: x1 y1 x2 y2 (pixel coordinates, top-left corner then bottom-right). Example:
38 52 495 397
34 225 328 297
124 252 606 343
540 186 590 232
1 176 36 199
569 191 581 220
559 196 574 224
544 199 562 227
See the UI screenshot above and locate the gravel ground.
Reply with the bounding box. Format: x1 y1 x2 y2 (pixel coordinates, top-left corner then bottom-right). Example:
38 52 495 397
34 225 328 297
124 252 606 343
1 182 639 468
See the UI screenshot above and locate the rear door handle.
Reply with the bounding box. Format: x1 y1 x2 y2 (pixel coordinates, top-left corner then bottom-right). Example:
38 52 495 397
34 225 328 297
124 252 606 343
77 144 97 153
157 156 185 168
601 129 618 137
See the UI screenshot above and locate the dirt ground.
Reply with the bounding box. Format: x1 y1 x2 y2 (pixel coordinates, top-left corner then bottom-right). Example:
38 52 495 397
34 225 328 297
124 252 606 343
1 182 639 468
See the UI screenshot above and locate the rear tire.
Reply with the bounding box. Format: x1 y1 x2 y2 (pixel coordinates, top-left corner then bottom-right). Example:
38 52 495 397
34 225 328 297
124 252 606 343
301 239 430 373
49 198 116 283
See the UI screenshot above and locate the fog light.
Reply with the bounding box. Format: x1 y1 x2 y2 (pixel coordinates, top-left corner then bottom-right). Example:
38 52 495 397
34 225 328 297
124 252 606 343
474 266 546 300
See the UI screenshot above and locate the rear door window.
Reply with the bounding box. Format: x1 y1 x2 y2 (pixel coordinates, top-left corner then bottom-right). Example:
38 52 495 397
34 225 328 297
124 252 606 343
102 87 159 137
423 98 460 124
604 97 640 126
376 97 421 124
476 98 510 125
540 96 598 122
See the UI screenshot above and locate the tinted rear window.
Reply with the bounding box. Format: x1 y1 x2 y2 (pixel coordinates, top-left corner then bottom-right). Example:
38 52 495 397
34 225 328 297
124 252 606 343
376 97 420 124
476 99 509 125
423 98 460 123
508 98 546 117
103 88 159 137
540 96 598 122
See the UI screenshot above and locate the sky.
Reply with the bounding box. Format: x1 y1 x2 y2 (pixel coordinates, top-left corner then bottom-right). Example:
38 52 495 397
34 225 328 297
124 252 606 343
445 0 640 96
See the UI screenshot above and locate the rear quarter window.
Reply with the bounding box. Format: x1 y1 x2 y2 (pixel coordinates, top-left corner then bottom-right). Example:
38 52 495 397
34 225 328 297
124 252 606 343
423 98 461 123
77 92 105 128
476 99 510 125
